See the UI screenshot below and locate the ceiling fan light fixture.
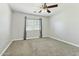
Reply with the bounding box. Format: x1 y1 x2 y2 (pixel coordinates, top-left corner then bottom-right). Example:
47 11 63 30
39 8 51 13
42 9 47 12
35 3 58 14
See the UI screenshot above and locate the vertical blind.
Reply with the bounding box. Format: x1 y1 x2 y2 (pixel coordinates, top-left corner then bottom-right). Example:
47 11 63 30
26 19 40 31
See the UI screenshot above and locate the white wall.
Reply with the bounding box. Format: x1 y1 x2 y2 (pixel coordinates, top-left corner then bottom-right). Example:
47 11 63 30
11 11 49 40
0 4 12 54
49 4 79 46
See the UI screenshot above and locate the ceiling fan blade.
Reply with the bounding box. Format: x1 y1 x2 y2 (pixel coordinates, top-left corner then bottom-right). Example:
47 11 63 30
47 9 51 13
47 4 58 8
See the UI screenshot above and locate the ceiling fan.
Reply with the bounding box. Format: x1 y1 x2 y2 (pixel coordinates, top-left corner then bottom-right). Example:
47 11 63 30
38 3 58 13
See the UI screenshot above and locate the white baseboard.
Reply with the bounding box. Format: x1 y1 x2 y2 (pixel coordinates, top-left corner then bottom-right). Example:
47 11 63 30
13 37 42 41
49 36 79 48
0 40 13 56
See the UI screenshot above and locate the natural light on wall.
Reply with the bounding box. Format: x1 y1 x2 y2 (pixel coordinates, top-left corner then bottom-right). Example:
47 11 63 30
54 21 64 33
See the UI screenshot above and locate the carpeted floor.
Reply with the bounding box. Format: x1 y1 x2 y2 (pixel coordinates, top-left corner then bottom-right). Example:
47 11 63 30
2 37 79 56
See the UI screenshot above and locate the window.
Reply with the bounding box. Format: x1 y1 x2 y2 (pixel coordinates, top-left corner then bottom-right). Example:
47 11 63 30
26 19 40 31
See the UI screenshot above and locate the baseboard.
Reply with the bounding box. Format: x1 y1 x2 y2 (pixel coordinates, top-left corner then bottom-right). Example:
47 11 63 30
0 40 13 56
13 37 44 41
49 36 79 48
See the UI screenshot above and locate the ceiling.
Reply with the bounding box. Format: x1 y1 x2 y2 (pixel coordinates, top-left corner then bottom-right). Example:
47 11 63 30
9 3 61 16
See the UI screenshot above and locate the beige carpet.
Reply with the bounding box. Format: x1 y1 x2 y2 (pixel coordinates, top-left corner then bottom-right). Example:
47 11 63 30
2 37 79 56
